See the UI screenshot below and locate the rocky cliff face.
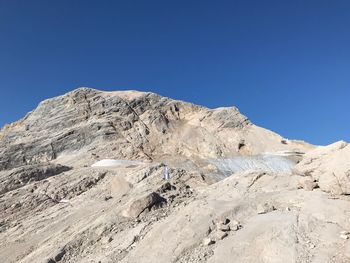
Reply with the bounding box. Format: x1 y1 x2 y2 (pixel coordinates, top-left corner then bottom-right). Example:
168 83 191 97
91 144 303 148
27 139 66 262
0 87 309 171
1 88 349 263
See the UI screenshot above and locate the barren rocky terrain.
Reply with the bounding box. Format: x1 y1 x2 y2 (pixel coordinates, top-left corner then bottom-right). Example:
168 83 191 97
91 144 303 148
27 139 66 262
1 88 349 263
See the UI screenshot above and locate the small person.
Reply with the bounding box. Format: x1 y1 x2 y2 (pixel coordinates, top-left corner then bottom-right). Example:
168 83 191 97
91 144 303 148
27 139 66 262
164 166 170 180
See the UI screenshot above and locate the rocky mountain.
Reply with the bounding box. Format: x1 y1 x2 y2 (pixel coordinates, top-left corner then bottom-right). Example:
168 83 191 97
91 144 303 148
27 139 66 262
0 88 311 170
1 88 349 263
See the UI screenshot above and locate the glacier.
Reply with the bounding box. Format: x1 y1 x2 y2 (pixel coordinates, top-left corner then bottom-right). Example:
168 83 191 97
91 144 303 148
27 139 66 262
210 154 296 176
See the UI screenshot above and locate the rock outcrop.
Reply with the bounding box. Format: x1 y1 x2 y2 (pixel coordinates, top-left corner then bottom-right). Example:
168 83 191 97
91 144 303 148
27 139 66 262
295 141 350 195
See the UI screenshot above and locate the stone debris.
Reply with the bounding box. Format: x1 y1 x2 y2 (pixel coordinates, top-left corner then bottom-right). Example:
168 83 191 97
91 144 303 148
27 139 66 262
209 217 241 242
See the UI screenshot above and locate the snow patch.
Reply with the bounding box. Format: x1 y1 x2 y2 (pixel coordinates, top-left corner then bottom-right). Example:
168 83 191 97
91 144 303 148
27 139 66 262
91 159 143 167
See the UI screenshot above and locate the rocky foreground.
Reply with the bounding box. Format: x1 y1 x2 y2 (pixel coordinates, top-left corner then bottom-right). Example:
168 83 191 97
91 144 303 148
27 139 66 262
0 88 349 263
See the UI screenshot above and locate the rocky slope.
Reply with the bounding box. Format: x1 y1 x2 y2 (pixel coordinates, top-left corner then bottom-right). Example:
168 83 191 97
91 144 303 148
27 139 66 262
1 88 349 263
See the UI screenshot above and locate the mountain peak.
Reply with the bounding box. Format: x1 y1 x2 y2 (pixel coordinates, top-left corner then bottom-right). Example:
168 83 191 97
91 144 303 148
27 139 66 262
0 87 311 171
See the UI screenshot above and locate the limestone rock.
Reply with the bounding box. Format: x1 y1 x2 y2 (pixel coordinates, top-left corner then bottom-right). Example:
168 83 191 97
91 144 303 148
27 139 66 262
295 141 350 195
122 192 166 218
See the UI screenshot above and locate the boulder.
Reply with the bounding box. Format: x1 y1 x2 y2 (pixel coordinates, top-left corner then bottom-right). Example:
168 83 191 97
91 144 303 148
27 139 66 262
122 192 166 218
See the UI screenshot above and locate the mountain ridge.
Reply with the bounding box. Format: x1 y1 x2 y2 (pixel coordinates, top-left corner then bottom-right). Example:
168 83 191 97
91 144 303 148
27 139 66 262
0 87 312 171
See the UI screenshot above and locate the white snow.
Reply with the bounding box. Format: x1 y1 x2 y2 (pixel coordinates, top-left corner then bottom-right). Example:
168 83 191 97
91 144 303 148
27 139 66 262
91 159 143 167
210 154 295 176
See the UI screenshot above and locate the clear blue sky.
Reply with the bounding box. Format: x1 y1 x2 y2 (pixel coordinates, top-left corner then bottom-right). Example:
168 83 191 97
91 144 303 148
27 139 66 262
0 0 349 145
